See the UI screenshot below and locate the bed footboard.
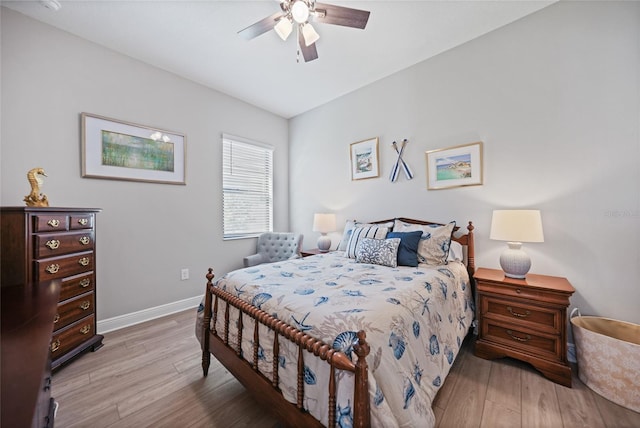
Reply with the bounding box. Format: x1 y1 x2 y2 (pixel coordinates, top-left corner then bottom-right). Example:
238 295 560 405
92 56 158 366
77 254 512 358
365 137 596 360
201 268 371 428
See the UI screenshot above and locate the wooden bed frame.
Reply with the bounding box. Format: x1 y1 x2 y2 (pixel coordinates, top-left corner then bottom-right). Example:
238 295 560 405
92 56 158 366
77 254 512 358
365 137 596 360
201 219 475 428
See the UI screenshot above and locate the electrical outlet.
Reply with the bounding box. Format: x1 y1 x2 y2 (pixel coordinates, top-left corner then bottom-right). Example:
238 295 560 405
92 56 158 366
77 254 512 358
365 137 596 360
180 268 189 280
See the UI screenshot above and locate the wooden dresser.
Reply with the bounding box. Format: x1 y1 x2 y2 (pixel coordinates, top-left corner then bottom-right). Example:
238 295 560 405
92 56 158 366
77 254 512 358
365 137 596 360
1 207 104 370
1 280 61 428
473 267 575 387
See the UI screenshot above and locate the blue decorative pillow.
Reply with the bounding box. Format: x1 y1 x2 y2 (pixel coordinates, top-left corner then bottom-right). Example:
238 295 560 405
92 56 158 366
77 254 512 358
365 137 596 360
387 231 423 267
355 238 401 268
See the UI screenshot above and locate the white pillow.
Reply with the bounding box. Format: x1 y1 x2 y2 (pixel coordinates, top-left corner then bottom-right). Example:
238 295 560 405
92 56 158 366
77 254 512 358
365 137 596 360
344 225 389 258
355 238 401 268
393 220 456 265
447 240 464 262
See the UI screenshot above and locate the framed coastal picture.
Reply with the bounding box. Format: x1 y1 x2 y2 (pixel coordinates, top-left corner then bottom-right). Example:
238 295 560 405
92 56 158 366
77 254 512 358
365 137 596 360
350 137 379 180
81 113 186 185
425 141 483 190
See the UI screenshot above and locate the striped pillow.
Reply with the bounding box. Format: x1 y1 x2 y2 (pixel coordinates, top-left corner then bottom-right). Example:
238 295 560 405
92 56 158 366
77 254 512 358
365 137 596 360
344 226 389 258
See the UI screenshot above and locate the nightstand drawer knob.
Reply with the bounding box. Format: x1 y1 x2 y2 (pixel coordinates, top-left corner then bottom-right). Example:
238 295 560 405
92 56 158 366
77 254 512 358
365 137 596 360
506 330 531 342
51 339 61 353
507 306 531 318
80 301 91 310
47 219 60 228
80 324 91 335
516 288 522 294
78 218 88 226
78 257 90 266
79 236 90 245
80 278 91 288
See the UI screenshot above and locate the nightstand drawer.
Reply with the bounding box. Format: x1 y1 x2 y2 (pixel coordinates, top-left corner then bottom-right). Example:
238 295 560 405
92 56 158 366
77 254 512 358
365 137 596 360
482 296 561 334
482 320 562 362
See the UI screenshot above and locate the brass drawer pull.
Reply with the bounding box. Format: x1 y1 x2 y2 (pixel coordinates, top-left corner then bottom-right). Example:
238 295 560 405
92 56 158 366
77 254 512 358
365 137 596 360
507 306 531 318
47 219 60 228
46 239 60 250
79 236 90 245
80 325 91 335
51 339 61 352
80 278 91 288
506 330 531 342
53 313 60 324
78 257 90 266
78 218 88 226
45 264 60 274
80 301 91 310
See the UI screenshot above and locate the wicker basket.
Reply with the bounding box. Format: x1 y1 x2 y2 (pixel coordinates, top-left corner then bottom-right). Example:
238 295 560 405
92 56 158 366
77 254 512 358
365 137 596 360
570 308 640 412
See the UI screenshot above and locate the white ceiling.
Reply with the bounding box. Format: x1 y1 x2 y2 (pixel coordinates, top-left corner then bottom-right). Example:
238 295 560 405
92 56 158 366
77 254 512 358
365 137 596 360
3 0 554 118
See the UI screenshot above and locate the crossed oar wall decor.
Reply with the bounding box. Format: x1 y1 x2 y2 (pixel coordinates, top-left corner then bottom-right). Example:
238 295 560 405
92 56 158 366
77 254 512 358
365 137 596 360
389 139 414 182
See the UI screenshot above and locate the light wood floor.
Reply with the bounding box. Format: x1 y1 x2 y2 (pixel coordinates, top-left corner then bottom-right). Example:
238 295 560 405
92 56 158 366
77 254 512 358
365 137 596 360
52 309 640 427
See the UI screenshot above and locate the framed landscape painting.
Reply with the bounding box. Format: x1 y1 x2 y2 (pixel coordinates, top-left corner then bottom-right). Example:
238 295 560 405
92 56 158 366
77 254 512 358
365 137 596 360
81 113 186 185
425 141 483 190
350 137 379 180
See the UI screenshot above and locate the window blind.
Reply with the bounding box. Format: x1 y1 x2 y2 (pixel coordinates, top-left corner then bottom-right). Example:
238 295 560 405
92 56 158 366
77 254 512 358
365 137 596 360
222 135 273 239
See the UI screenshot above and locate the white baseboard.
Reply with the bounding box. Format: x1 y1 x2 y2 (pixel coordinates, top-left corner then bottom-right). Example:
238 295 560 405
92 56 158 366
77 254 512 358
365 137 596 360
97 295 202 334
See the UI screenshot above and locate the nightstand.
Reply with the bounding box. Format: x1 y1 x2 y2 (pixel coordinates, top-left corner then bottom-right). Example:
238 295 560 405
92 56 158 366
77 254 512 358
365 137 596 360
300 248 331 257
473 267 575 387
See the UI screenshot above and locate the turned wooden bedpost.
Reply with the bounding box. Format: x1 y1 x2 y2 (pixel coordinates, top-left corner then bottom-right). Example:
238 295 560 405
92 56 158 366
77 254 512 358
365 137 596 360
353 330 371 428
466 221 475 274
202 268 214 377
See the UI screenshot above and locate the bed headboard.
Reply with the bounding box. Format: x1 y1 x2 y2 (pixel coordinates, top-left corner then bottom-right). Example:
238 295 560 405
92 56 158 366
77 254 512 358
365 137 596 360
371 217 475 279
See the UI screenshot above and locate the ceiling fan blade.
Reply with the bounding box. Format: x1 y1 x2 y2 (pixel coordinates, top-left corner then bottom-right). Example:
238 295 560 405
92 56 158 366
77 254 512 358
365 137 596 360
298 31 318 62
238 12 284 40
313 3 370 29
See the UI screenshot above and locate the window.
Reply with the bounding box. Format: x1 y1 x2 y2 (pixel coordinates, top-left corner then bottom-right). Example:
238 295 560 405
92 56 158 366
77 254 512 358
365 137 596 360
222 134 273 240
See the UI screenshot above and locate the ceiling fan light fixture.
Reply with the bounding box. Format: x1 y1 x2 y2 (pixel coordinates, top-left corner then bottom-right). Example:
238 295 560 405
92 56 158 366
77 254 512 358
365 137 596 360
291 0 310 24
301 23 319 46
274 17 293 41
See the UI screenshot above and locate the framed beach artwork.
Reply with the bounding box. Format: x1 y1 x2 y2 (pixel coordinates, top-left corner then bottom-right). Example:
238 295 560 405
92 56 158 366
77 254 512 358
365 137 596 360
81 113 186 185
350 137 379 180
425 141 483 190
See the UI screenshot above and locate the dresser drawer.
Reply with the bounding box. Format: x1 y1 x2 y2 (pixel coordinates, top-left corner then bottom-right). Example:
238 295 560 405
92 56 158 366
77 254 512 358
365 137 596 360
482 320 562 362
54 292 95 331
70 214 94 230
60 272 94 302
36 251 94 281
481 296 561 335
50 315 95 358
34 231 95 258
33 214 69 232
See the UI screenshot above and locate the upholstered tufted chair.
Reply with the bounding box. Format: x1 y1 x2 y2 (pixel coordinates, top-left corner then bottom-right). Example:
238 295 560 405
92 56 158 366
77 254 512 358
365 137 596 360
243 232 303 267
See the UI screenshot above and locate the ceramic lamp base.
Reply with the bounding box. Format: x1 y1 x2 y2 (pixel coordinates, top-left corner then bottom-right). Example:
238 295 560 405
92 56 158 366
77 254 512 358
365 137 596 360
317 235 331 252
499 242 531 279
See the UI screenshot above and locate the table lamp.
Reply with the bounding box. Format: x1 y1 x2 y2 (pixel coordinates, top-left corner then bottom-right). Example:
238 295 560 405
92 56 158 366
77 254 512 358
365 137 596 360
490 210 544 279
312 213 336 252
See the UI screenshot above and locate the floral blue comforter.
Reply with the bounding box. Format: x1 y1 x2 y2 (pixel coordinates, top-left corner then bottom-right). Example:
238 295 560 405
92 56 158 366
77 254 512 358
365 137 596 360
196 251 474 427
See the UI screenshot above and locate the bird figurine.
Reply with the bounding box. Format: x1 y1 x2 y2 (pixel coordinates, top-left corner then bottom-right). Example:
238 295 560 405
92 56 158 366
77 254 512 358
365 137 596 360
23 167 49 207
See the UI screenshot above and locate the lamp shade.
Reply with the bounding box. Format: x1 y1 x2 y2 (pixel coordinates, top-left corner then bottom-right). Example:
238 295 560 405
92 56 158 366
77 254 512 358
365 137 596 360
312 213 336 233
490 210 544 243
301 23 319 46
274 18 293 41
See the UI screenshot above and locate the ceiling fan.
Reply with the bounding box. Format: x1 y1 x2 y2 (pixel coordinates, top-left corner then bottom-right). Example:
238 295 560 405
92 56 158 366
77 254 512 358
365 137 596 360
238 0 370 62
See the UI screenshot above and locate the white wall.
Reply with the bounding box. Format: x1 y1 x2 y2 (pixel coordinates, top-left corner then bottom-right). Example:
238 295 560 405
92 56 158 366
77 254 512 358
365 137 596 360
290 2 640 324
1 8 289 321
